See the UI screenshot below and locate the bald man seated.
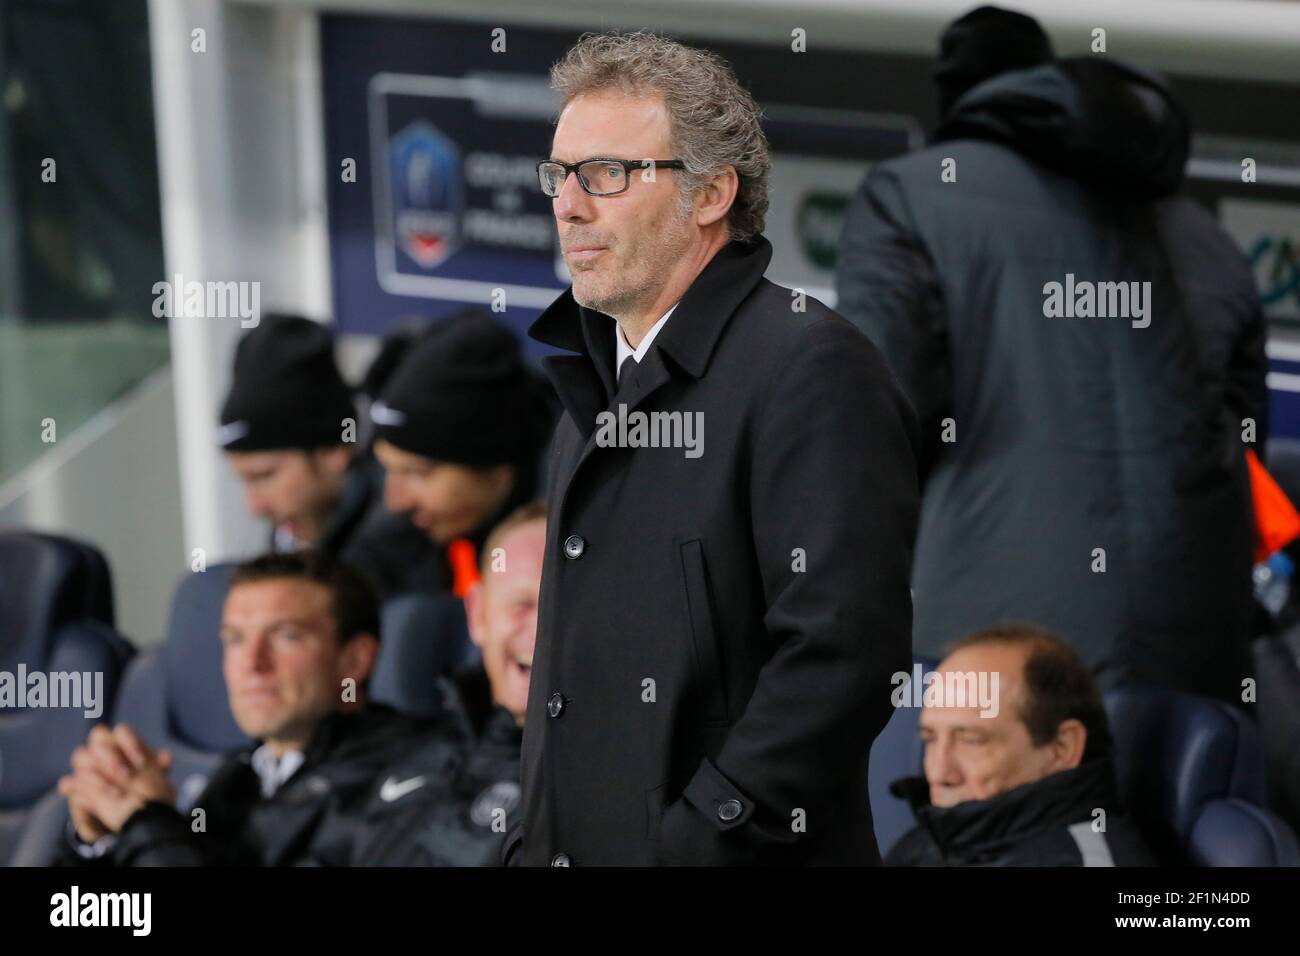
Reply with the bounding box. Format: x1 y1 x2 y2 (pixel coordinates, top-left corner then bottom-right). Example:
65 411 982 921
887 625 1155 867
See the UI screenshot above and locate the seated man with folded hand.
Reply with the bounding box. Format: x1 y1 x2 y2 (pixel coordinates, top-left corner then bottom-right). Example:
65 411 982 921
887 625 1155 866
57 551 457 866
352 502 545 866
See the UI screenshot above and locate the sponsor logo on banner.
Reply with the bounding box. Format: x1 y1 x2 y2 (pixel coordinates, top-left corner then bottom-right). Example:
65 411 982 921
1220 198 1300 321
390 121 464 269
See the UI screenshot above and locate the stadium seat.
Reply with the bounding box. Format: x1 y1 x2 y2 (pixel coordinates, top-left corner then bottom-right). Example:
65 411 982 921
1106 685 1300 866
371 592 475 718
0 532 133 863
1253 627 1300 835
869 657 937 855
5 788 67 866
7 564 248 865
112 565 249 801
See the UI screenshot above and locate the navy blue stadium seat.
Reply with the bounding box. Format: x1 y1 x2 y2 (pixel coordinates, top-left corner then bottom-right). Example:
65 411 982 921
0 532 133 863
1105 685 1299 866
869 657 937 855
371 592 475 717
8 564 247 865
112 565 249 804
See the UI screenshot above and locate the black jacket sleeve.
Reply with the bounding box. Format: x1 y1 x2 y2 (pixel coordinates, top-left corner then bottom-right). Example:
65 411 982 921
836 168 951 483
53 803 210 867
106 801 212 866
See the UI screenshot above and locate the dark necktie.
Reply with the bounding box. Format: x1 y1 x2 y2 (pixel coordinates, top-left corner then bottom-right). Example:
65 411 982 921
615 355 638 398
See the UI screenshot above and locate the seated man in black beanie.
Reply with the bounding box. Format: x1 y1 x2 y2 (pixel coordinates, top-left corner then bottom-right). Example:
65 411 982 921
887 625 1155 866
218 313 433 599
367 311 557 598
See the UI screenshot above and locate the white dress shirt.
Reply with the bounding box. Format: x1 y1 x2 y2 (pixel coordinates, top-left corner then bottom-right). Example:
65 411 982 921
250 745 306 798
615 304 678 381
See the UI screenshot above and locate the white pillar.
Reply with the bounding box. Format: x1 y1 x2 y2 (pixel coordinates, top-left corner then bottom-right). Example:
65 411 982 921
149 0 332 564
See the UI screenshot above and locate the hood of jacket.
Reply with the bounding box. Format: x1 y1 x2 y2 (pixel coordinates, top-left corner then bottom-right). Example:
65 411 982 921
933 57 1190 197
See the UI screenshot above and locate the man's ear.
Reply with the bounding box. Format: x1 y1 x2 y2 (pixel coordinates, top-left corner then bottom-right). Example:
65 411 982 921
695 166 739 229
464 581 486 650
339 633 381 689
1050 718 1088 771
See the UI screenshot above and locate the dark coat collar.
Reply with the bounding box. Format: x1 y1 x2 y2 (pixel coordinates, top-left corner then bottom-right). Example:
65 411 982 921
891 757 1122 860
528 236 773 391
240 704 404 769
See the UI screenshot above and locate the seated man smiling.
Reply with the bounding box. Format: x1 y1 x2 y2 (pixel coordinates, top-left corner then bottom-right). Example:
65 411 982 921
57 551 455 866
352 502 546 866
887 625 1155 867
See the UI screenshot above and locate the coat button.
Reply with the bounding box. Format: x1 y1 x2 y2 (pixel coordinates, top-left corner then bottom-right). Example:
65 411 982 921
547 693 566 718
562 534 586 559
550 852 571 867
718 799 743 822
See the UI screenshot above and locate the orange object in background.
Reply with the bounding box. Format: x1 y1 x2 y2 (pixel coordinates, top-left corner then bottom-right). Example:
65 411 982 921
1247 448 1300 563
447 537 481 598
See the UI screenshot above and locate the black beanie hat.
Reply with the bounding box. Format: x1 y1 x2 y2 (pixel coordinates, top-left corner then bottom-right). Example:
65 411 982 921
371 311 554 469
359 314 437 401
933 6 1054 117
218 313 356 452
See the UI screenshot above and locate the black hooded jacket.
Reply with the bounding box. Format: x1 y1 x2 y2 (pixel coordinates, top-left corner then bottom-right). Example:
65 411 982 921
886 758 1157 866
836 58 1267 703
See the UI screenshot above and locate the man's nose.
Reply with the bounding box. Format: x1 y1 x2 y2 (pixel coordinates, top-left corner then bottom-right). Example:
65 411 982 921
927 737 963 786
245 486 270 518
246 634 275 673
552 170 594 223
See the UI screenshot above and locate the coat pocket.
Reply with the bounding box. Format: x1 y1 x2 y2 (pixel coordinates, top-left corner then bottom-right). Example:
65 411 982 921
678 538 730 725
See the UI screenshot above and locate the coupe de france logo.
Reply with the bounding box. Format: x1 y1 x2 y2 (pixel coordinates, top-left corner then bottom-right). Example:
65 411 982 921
390 121 463 269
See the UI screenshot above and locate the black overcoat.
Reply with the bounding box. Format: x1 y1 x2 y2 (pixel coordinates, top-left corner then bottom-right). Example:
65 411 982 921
511 236 920 866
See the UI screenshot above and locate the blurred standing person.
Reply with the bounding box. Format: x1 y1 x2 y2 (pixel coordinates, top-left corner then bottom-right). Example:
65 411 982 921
836 6 1268 703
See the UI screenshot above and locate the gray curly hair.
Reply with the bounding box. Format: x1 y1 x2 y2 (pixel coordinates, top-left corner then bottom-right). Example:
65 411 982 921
550 31 770 243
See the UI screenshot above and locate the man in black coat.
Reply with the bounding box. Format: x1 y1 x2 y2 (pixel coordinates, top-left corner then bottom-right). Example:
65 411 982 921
835 7 1268 704
56 552 451 866
886 625 1155 867
511 33 919 866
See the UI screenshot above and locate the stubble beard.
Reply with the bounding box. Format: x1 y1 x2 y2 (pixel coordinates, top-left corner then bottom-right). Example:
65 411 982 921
570 198 695 321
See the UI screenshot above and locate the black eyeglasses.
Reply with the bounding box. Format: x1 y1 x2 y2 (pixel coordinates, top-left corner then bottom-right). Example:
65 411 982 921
537 158 686 197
